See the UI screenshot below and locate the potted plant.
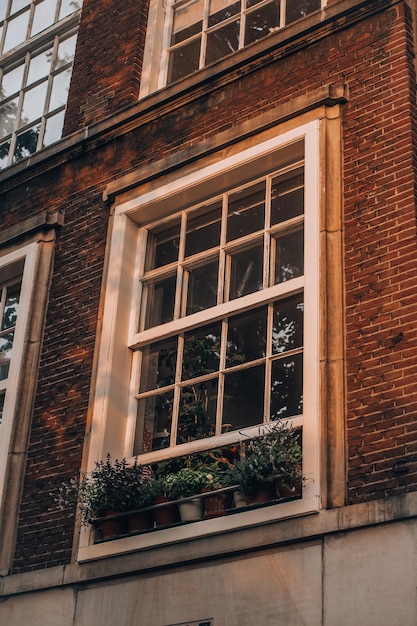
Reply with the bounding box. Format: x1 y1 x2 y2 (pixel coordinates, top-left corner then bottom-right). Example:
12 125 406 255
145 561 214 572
194 451 235 518
146 474 181 527
232 422 302 505
167 468 207 521
57 456 153 539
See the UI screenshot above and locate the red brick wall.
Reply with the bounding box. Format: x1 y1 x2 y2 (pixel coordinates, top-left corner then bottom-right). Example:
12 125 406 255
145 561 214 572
63 0 150 133
2 0 417 572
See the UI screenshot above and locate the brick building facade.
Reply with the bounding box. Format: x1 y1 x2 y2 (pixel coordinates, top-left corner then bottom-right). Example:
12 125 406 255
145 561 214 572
1 0 417 624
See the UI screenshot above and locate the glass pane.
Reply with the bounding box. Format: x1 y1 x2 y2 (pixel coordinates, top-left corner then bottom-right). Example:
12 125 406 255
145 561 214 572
270 352 303 419
43 109 65 146
139 337 177 393
60 0 82 19
178 378 218 443
182 323 221 380
3 11 30 52
31 0 56 36
206 20 240 65
11 0 30 12
145 221 180 271
135 392 173 454
186 260 218 315
271 168 304 224
227 181 265 241
27 48 53 85
0 5 7 22
0 332 14 353
1 63 25 98
272 295 303 354
185 203 221 257
223 364 265 430
13 124 40 162
0 351 11 381
0 139 11 168
49 68 72 110
229 243 263 299
0 98 18 138
226 306 267 367
171 0 203 45
143 275 177 329
286 0 320 25
20 81 47 124
2 283 21 330
245 0 280 46
167 38 201 83
208 0 240 27
56 33 77 69
274 228 304 283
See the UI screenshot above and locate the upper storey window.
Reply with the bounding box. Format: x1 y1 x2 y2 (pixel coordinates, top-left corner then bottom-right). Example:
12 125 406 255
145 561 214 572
141 0 323 95
0 0 83 169
166 0 321 83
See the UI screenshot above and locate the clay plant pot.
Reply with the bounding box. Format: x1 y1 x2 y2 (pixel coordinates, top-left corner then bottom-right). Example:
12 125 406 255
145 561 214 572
152 496 180 527
99 510 127 539
202 489 232 519
247 481 277 506
126 510 154 532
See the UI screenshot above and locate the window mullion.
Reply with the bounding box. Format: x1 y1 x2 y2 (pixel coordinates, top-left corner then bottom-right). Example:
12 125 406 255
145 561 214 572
170 334 184 446
215 318 228 435
200 0 209 69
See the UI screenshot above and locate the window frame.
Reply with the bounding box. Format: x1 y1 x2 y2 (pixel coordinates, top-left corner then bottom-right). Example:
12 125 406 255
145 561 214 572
80 119 322 560
140 0 327 97
0 3 82 169
0 242 39 507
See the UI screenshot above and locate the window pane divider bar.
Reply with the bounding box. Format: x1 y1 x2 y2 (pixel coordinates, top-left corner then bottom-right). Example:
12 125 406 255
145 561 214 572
129 278 304 349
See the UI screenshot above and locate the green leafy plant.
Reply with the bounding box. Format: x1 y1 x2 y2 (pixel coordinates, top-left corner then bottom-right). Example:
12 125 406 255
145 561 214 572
232 422 302 497
165 468 208 500
57 456 152 525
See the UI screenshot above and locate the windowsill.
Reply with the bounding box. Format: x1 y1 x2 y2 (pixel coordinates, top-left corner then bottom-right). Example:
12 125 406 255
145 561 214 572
78 492 319 562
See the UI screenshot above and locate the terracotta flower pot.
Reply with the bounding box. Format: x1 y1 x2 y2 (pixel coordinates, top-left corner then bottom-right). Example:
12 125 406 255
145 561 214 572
152 496 180 527
201 489 232 519
247 481 277 506
127 510 154 532
99 510 127 539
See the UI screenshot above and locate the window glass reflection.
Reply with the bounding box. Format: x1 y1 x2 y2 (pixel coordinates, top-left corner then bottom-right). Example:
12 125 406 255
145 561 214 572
186 260 219 315
1 64 25 99
31 0 56 36
0 98 18 138
43 109 65 146
27 48 53 85
3 11 30 52
13 124 40 162
140 337 177 393
20 81 47 124
270 353 303 419
229 243 263 299
274 228 304 284
223 364 265 430
49 68 72 110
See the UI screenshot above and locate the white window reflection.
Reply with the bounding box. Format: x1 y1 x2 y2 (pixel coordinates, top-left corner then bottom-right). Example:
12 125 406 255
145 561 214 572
0 0 83 167
31 0 57 37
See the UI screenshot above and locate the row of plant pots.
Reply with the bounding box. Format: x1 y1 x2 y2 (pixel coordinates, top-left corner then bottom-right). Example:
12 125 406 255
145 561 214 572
95 478 301 541
56 421 303 542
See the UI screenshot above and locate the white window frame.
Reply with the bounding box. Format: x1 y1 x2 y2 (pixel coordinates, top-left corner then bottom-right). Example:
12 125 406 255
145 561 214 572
0 3 82 169
140 0 327 97
0 242 39 507
80 119 322 561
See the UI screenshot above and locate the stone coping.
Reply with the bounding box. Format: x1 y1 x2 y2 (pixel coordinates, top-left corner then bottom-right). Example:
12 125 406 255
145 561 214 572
1 490 417 598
